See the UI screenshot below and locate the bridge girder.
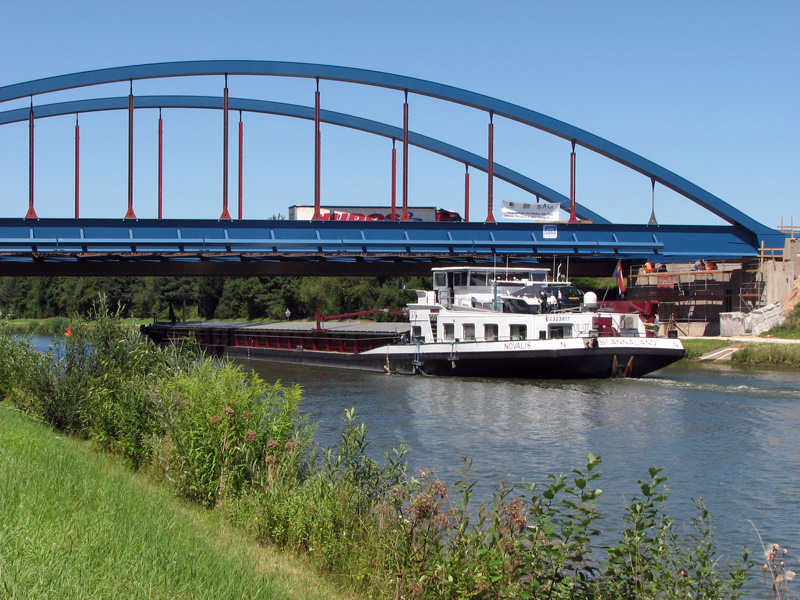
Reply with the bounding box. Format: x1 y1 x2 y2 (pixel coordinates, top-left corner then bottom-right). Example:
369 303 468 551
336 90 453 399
0 217 771 278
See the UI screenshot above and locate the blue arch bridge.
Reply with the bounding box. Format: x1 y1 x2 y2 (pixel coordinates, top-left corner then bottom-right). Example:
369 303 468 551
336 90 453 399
0 61 787 277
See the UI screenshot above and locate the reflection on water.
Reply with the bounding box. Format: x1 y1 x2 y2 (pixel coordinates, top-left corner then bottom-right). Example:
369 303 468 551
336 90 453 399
241 358 800 566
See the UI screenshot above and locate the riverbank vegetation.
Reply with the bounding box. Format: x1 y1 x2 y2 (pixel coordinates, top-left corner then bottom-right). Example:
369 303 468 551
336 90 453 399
0 275 423 323
1 306 765 599
680 303 800 368
680 339 800 367
761 303 800 339
0 404 343 600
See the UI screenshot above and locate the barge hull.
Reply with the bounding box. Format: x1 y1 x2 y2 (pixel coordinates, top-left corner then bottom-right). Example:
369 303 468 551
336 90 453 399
144 322 684 379
224 344 683 379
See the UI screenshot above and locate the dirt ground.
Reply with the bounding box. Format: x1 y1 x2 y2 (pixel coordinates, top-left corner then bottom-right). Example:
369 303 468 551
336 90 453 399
784 278 800 312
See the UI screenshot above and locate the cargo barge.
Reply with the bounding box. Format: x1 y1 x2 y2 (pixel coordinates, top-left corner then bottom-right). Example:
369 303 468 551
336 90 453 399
143 267 685 379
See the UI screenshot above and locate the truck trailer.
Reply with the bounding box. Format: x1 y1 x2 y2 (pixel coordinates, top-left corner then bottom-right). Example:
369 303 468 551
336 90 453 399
288 205 462 222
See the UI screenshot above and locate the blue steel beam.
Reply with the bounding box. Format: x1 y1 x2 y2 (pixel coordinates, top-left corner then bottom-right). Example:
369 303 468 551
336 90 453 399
0 60 779 239
0 218 765 261
0 95 608 224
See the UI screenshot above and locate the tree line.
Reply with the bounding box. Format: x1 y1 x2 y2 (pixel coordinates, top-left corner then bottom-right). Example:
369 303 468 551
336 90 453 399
0 275 427 322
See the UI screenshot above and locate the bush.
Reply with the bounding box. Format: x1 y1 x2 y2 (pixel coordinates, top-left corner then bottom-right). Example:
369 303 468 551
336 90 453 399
0 324 49 408
153 360 312 507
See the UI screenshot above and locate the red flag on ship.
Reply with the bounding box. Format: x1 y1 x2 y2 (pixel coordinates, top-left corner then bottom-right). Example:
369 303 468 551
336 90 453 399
613 260 626 295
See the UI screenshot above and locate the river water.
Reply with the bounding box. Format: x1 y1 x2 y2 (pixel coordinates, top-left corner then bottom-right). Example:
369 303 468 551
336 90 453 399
238 357 800 571
27 333 799 574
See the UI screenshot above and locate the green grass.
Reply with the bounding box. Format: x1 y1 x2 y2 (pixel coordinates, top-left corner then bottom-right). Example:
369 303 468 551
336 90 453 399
732 343 800 366
680 338 800 367
0 404 346 600
761 304 800 339
4 317 142 335
679 339 732 359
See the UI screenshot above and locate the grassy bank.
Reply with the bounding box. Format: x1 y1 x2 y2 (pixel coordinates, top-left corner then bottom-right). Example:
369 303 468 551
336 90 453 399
4 316 142 335
680 339 800 367
4 317 74 335
0 404 344 600
678 305 800 366
1 310 773 598
761 303 800 339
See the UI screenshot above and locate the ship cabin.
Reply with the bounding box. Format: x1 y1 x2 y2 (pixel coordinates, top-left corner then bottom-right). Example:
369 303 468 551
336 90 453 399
429 266 552 308
409 267 646 344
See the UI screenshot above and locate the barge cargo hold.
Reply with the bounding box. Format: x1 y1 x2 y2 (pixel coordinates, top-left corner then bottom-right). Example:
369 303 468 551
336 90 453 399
144 319 414 372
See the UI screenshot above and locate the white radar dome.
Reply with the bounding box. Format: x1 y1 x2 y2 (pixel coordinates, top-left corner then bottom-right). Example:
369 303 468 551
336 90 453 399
583 291 598 310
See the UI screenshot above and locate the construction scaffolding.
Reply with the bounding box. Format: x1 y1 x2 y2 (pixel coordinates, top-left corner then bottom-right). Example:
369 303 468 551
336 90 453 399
626 255 780 336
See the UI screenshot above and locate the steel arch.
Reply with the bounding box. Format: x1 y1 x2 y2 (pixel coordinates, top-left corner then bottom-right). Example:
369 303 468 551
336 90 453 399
0 60 775 237
0 95 609 224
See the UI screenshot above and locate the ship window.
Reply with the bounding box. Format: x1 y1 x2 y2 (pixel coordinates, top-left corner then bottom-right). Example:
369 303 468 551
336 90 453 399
453 272 467 287
469 272 488 286
434 272 447 288
462 323 475 341
443 323 455 340
484 324 498 341
510 324 527 341
548 324 572 339
412 326 424 342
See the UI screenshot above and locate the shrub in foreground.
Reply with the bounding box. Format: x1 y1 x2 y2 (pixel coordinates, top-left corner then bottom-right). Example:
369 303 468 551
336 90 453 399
150 360 313 508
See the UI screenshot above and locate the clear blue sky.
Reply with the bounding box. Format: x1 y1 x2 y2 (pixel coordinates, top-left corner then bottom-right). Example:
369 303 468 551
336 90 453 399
1 1 798 229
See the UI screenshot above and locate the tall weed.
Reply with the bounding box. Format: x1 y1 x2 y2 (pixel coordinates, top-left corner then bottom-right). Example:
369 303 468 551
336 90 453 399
153 360 312 507
0 324 48 408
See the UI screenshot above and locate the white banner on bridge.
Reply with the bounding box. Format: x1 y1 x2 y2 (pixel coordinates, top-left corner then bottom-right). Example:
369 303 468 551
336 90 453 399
501 199 561 221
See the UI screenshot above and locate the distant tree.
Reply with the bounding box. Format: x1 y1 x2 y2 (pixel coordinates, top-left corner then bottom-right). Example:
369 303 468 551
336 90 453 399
214 279 248 320
0 274 429 322
195 277 225 319
0 278 32 318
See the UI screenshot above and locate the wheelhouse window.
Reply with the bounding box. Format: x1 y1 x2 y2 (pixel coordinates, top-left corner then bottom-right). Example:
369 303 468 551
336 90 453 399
443 323 455 340
469 272 488 286
462 323 475 341
548 324 573 339
484 324 498 341
510 324 527 341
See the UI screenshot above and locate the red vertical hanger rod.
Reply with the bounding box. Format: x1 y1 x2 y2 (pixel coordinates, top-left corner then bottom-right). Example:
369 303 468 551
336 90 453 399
391 139 397 220
158 109 163 219
401 91 410 221
26 102 37 218
313 78 322 220
74 115 80 218
238 111 243 220
125 82 136 219
486 112 495 222
220 75 231 220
